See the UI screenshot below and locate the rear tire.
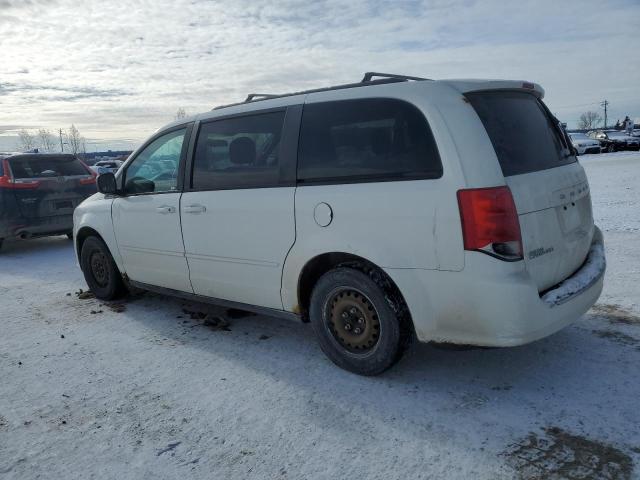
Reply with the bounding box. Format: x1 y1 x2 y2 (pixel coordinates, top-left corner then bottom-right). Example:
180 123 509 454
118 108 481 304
80 236 125 300
309 267 407 375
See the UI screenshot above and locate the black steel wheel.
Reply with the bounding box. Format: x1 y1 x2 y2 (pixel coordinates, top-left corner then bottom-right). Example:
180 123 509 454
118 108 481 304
80 236 125 300
309 267 407 375
327 287 381 354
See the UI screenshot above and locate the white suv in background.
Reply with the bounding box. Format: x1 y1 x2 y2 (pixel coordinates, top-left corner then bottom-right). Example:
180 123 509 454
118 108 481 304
568 132 601 155
74 72 605 375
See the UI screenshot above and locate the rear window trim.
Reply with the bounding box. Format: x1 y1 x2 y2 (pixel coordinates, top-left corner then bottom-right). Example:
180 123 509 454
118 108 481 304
297 170 442 186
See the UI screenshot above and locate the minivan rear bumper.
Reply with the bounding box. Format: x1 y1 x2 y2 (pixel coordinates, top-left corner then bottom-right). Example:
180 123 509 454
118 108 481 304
385 226 605 347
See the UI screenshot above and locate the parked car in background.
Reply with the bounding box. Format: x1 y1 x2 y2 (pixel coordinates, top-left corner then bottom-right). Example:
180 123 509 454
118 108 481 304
0 153 97 250
587 130 640 152
568 132 601 155
74 73 605 375
90 160 123 175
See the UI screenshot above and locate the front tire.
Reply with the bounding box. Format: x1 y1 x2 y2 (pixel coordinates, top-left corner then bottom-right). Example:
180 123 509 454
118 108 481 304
309 267 407 375
80 236 125 300
607 144 616 153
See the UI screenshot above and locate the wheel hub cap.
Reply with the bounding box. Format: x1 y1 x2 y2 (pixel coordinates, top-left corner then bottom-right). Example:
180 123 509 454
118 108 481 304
90 251 109 287
328 289 380 353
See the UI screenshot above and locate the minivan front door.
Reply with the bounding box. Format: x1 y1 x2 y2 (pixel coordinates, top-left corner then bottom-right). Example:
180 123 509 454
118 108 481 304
180 109 299 310
112 126 193 293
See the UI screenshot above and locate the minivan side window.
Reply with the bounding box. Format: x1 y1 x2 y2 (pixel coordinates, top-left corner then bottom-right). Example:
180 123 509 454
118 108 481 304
191 111 286 190
297 98 442 183
124 128 186 194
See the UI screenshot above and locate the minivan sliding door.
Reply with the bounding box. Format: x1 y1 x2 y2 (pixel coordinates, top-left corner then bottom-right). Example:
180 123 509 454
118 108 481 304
181 106 300 310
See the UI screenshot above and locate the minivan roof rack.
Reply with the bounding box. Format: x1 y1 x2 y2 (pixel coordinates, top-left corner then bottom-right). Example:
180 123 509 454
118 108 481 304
213 72 430 110
244 93 279 102
361 72 429 82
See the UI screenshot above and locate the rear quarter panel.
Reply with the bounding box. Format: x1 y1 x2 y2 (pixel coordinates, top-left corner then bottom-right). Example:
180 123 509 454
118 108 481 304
281 82 468 312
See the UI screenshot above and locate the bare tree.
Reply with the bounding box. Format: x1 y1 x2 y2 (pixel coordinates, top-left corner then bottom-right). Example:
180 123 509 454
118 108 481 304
17 129 37 151
37 128 55 152
175 107 186 120
65 124 85 157
578 111 603 130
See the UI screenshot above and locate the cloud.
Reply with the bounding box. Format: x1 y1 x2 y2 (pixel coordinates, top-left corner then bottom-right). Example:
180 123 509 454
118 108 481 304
0 0 639 147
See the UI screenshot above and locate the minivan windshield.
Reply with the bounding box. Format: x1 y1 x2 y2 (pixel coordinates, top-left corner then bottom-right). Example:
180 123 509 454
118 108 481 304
9 155 88 178
467 91 575 176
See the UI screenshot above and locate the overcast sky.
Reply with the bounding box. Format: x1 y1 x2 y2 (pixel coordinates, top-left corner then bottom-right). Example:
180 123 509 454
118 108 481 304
1 0 639 151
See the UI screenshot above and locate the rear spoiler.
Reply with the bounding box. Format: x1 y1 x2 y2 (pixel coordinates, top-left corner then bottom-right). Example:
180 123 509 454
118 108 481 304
443 79 545 99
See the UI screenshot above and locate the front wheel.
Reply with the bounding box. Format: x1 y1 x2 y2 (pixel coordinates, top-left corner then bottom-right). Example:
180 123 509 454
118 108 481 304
80 236 125 300
309 267 408 375
607 144 616 153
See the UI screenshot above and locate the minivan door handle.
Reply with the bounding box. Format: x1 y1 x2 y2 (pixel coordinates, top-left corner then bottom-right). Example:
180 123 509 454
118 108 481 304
156 205 176 214
183 204 206 214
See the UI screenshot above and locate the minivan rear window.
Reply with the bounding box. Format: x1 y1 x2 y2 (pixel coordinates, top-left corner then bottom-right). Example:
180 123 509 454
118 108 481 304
298 98 442 183
9 155 88 178
466 91 575 177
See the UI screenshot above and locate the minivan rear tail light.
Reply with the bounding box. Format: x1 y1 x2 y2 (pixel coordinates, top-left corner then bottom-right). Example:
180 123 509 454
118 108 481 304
457 186 523 261
0 159 41 189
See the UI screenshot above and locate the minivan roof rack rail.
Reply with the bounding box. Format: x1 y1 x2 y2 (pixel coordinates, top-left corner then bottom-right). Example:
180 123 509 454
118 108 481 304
213 72 430 110
361 72 429 82
244 93 278 102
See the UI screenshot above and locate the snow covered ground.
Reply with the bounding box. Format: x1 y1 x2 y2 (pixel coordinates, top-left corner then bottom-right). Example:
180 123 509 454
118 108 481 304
1 152 639 479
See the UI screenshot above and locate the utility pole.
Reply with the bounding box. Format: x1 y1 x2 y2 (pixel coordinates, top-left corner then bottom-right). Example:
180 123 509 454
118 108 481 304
600 100 609 128
59 128 64 152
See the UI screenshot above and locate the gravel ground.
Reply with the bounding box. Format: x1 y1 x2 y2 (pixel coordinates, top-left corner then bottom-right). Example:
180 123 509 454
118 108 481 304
1 152 639 479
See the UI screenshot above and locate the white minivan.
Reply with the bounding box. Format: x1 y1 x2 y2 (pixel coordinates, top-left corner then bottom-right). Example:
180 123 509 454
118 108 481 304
74 72 606 375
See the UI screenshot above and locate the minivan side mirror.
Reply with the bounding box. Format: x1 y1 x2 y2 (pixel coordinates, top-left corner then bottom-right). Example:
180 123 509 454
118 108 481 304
97 172 119 195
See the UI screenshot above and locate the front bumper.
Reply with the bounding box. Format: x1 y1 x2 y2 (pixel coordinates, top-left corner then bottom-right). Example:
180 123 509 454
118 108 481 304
386 227 606 347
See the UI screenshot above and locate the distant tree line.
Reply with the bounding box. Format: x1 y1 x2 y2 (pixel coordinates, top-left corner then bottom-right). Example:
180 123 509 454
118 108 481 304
17 109 188 156
577 111 603 130
16 124 86 158
577 109 637 131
